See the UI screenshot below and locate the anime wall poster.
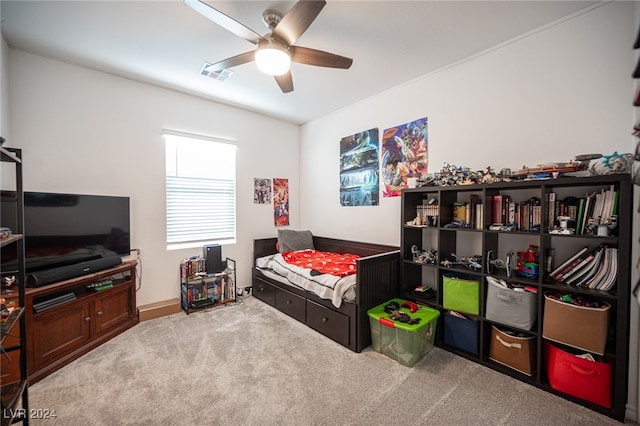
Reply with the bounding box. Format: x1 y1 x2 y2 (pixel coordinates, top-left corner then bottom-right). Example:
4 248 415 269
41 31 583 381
381 117 428 197
339 128 379 206
253 178 272 204
273 178 289 226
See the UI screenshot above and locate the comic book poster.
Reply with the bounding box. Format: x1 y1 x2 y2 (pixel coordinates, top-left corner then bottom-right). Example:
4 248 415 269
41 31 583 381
339 128 379 206
381 117 428 197
273 178 289 226
254 178 271 204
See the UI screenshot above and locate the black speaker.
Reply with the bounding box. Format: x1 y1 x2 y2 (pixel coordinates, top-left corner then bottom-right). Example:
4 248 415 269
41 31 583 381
203 244 224 274
26 255 123 287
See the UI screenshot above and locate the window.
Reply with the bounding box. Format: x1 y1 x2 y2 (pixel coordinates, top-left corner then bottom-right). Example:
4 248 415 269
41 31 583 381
164 130 236 250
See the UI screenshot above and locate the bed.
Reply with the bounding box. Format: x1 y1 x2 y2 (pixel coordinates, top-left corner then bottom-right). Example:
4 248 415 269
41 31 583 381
252 235 400 352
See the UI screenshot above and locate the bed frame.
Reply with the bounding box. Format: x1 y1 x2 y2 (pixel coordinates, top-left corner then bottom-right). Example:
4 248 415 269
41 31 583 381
252 236 400 352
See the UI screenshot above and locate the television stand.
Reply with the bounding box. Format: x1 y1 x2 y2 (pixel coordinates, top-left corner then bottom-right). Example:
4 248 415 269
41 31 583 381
23 261 139 384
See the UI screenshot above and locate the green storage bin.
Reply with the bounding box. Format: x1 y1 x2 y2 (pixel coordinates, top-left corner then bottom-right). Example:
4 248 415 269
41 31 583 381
367 298 440 367
443 275 480 315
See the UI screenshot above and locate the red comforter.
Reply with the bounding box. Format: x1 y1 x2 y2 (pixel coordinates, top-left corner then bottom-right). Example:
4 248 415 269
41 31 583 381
281 250 360 277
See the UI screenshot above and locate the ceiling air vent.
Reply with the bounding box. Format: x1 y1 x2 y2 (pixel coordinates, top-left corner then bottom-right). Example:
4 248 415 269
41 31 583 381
200 62 234 81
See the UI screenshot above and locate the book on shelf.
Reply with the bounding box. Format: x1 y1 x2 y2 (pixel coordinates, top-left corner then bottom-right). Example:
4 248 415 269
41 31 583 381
574 186 618 234
567 247 604 287
549 246 589 280
582 247 617 291
507 198 516 225
581 192 596 234
475 203 483 229
574 198 585 235
493 195 503 224
469 194 481 229
547 191 556 232
558 245 618 291
556 248 596 282
596 247 617 291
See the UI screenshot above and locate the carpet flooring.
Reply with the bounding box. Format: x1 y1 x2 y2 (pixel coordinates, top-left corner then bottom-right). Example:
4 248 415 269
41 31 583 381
28 295 633 425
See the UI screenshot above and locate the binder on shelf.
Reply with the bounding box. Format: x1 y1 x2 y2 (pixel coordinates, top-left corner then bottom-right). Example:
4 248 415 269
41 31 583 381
565 247 603 286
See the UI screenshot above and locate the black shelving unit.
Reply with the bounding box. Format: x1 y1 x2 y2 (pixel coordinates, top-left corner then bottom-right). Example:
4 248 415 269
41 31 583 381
1 147 29 426
400 174 631 421
180 258 236 314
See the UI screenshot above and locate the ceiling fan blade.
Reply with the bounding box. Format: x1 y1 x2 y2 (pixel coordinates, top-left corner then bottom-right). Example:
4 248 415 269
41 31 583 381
290 46 353 69
274 72 294 93
206 51 255 71
272 0 326 47
184 0 265 45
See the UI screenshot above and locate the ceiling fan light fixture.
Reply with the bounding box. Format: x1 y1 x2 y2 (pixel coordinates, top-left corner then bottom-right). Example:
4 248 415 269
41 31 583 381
255 42 291 76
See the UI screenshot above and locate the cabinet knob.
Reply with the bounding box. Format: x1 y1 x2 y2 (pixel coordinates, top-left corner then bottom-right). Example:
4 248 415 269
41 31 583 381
97 311 103 316
286 300 292 304
322 317 328 323
84 316 91 322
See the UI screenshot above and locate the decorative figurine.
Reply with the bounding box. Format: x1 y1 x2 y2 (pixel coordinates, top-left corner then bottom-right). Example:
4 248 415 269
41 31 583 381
486 250 514 277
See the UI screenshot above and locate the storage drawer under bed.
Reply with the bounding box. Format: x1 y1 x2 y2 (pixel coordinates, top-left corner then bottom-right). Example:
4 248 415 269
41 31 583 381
306 299 350 347
253 277 276 306
275 287 306 322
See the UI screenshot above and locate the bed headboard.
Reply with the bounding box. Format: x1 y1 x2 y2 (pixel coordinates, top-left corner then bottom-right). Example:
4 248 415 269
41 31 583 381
252 236 398 262
253 238 279 260
312 236 397 257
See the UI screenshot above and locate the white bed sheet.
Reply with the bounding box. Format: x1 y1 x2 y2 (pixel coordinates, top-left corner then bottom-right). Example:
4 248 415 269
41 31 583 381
256 253 356 308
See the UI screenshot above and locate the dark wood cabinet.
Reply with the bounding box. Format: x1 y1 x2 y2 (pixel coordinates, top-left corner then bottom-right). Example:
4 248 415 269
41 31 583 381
401 174 632 421
31 302 91 371
25 262 138 384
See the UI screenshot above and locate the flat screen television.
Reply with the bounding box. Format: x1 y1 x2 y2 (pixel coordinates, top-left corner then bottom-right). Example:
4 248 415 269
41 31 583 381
1 191 130 274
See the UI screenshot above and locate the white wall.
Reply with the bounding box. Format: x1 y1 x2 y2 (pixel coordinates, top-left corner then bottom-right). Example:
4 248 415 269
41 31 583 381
1 33 9 139
300 1 635 246
7 50 300 306
4 0 639 420
300 1 639 420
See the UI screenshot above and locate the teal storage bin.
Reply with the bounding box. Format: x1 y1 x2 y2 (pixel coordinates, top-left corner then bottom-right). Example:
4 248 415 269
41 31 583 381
442 275 480 315
367 298 440 367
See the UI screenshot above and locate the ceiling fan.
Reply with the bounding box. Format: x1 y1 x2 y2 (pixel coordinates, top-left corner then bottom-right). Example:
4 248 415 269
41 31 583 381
184 0 353 93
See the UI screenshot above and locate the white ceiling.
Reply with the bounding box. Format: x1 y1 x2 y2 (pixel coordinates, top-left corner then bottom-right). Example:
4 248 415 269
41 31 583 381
1 0 600 125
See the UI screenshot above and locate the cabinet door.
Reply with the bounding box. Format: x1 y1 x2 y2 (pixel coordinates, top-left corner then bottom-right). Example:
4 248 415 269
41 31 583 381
0 318 22 385
30 302 91 370
93 284 133 336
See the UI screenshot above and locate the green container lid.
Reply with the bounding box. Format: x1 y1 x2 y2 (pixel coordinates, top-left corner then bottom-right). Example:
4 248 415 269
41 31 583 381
367 298 440 332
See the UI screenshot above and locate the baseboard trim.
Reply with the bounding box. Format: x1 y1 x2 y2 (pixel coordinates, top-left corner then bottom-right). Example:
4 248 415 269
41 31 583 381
138 298 181 321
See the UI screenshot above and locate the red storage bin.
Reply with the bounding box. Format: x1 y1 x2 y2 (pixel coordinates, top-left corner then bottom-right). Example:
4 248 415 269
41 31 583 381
545 341 613 408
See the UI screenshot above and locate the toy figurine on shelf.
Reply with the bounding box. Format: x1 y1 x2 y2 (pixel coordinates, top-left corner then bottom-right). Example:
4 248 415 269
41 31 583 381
441 253 482 271
411 245 438 265
587 151 634 176
516 245 539 279
549 215 574 235
481 166 497 184
2 276 15 294
486 249 514 277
